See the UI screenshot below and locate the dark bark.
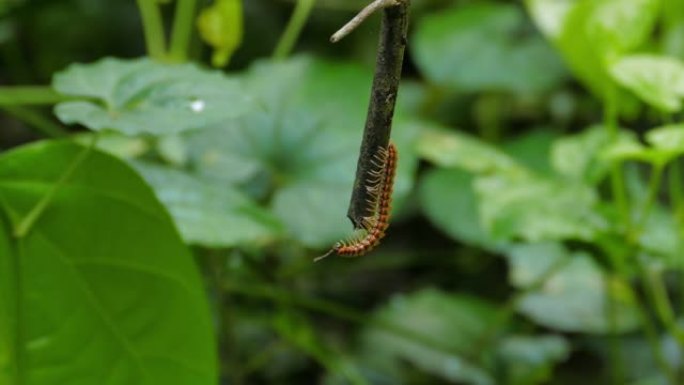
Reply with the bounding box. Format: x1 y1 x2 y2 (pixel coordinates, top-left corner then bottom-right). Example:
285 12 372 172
346 1 410 228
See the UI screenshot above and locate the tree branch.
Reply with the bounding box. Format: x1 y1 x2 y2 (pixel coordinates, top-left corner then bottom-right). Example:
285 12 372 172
339 0 409 228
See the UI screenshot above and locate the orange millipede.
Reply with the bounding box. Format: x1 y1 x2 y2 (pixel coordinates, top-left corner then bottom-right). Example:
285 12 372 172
315 142 397 262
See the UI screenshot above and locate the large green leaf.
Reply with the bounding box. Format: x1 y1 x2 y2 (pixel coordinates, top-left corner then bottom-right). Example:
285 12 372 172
609 55 684 112
412 2 566 94
475 173 608 242
0 217 14 385
526 0 659 98
507 243 640 333
0 141 217 385
53 57 252 135
419 168 500 249
360 289 496 385
132 161 283 248
417 127 523 175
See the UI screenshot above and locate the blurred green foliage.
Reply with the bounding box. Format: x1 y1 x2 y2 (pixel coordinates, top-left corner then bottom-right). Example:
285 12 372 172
2 0 684 384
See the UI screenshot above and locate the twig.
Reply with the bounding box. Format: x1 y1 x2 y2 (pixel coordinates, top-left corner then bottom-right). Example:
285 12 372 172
330 0 401 43
339 0 409 228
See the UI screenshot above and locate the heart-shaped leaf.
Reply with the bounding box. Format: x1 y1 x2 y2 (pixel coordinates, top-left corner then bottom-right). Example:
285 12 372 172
0 140 217 385
53 57 253 135
132 161 284 248
508 243 640 333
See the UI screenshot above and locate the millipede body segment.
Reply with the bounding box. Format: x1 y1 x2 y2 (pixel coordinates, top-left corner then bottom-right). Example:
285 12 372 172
315 142 397 262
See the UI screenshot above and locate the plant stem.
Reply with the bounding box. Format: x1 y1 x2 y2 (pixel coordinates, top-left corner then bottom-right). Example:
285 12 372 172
169 0 198 62
669 161 684 229
222 280 486 371
640 263 684 349
627 283 679 384
606 274 625 385
604 84 629 230
0 87 69 106
635 163 665 235
13 137 97 238
136 0 167 60
670 160 684 321
208 251 243 385
273 0 317 59
1 106 68 138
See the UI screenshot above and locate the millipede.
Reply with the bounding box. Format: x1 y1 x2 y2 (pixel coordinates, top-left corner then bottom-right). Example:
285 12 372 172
315 142 397 262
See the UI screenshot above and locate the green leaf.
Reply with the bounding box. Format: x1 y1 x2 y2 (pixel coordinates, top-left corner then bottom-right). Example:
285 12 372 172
646 124 684 157
609 55 684 112
496 335 570 385
503 129 557 176
550 125 613 184
73 132 150 159
583 0 660 60
186 107 359 247
507 243 640 333
197 0 243 67
185 57 420 248
663 0 684 60
412 2 566 94
156 134 188 167
132 161 283 248
361 289 496 385
419 168 500 249
527 0 659 98
0 140 217 384
638 205 683 265
0 217 14 385
53 57 252 135
601 125 684 165
602 133 658 163
475 173 608 242
524 0 575 40
417 127 523 175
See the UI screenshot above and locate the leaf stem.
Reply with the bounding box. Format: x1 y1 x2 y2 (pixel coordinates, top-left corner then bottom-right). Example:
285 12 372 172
136 0 168 60
273 0 317 59
169 0 198 62
0 87 70 106
626 282 679 384
604 84 629 231
670 160 684 317
635 163 665 235
330 0 400 43
13 137 97 238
